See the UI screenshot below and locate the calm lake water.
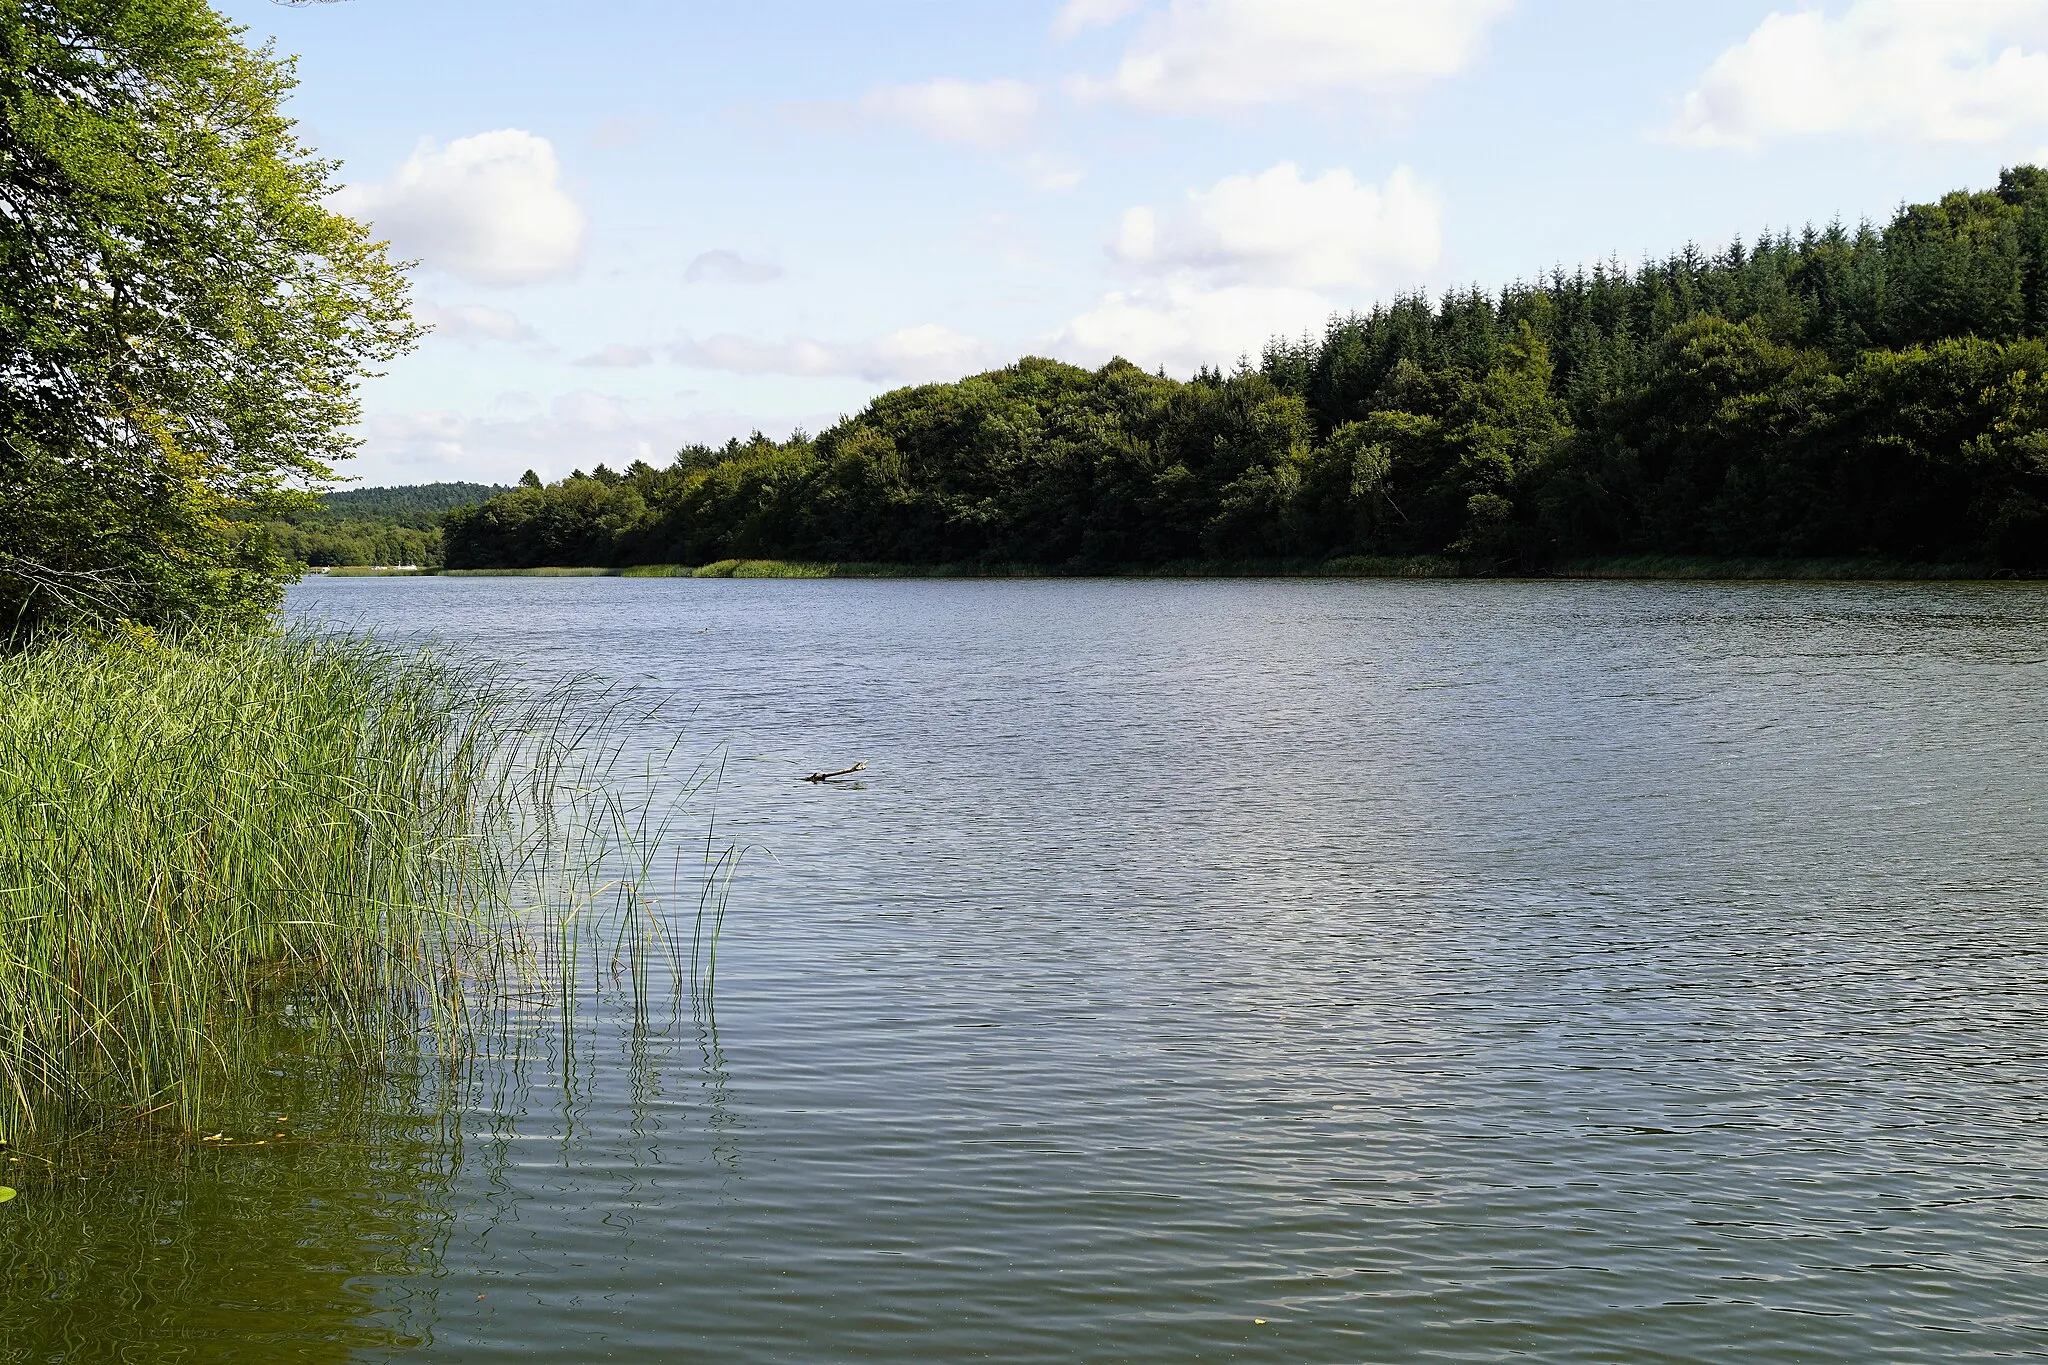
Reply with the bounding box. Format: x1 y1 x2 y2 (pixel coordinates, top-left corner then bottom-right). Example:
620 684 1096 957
8 577 2048 1361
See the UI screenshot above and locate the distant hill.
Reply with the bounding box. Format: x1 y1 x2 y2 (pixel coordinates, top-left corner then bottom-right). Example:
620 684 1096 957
316 482 510 530
270 482 512 568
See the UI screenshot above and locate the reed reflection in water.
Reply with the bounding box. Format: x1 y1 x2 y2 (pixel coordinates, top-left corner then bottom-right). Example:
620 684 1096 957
9 577 2047 1362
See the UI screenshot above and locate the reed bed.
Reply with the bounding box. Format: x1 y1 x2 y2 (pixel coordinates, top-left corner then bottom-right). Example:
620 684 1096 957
0 627 724 1145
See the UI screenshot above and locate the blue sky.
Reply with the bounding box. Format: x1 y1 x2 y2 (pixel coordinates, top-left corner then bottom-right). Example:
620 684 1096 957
214 0 2048 485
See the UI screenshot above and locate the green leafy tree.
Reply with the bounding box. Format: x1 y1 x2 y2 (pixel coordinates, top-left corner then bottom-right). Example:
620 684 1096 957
0 0 417 633
446 169 2048 577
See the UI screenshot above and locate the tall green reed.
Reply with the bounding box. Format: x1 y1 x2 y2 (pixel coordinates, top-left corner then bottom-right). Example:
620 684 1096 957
0 627 727 1143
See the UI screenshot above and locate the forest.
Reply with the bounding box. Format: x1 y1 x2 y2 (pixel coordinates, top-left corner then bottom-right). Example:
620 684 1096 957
265 483 506 568
445 169 2048 575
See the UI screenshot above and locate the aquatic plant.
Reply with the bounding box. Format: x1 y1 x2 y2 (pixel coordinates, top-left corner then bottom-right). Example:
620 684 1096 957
0 627 724 1142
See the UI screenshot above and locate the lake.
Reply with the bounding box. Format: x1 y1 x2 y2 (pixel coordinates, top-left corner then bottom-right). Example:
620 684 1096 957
7 577 2048 1361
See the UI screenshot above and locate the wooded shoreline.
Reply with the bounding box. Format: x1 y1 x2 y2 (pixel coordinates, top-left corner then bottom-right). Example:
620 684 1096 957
441 170 2048 583
321 555 2026 582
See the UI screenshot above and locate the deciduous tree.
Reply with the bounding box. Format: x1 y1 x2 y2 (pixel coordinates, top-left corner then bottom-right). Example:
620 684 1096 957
0 0 416 632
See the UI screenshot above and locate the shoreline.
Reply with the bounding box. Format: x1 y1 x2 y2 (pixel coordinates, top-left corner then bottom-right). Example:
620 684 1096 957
318 555 2030 583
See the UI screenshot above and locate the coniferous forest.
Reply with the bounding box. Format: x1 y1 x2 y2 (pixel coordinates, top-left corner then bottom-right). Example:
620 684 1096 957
445 170 2048 575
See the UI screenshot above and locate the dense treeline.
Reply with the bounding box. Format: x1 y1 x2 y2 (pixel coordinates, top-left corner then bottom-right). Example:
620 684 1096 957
448 170 2048 574
264 483 505 567
267 520 438 569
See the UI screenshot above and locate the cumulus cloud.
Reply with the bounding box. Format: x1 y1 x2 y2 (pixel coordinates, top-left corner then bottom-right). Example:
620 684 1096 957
335 130 586 285
1053 282 1336 374
358 392 692 483
1069 0 1515 112
1052 161 1439 374
574 344 654 368
417 302 539 346
1021 153 1086 192
1668 1 2048 149
860 78 1041 147
1055 0 1146 39
683 249 785 285
672 324 992 384
1113 163 1441 288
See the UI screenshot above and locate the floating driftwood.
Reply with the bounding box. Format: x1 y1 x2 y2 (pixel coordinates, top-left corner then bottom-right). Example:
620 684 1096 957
803 761 868 783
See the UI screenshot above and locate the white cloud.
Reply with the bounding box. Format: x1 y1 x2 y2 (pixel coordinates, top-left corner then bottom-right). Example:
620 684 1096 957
1021 153 1086 192
1053 282 1336 373
359 392 689 482
1113 163 1441 289
417 302 539 346
683 249 785 285
1053 161 1438 374
672 324 992 384
1669 1 2048 149
335 130 586 285
574 344 654 368
1070 0 1515 113
860 78 1041 147
1055 0 1146 39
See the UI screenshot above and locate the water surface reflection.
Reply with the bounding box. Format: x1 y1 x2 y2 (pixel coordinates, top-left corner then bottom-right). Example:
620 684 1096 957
10 579 2046 1361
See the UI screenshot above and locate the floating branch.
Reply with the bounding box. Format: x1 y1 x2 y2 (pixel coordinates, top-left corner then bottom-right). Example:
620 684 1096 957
802 762 869 784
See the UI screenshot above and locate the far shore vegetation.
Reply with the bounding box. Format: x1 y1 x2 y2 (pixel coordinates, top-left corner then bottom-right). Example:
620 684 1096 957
377 554 2004 581
267 482 507 570
445 169 2048 581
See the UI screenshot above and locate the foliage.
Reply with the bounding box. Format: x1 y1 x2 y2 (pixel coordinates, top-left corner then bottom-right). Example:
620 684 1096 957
0 0 417 634
0 628 728 1140
259 482 507 567
315 481 509 530
0 629 499 1134
448 170 2048 575
265 518 441 568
